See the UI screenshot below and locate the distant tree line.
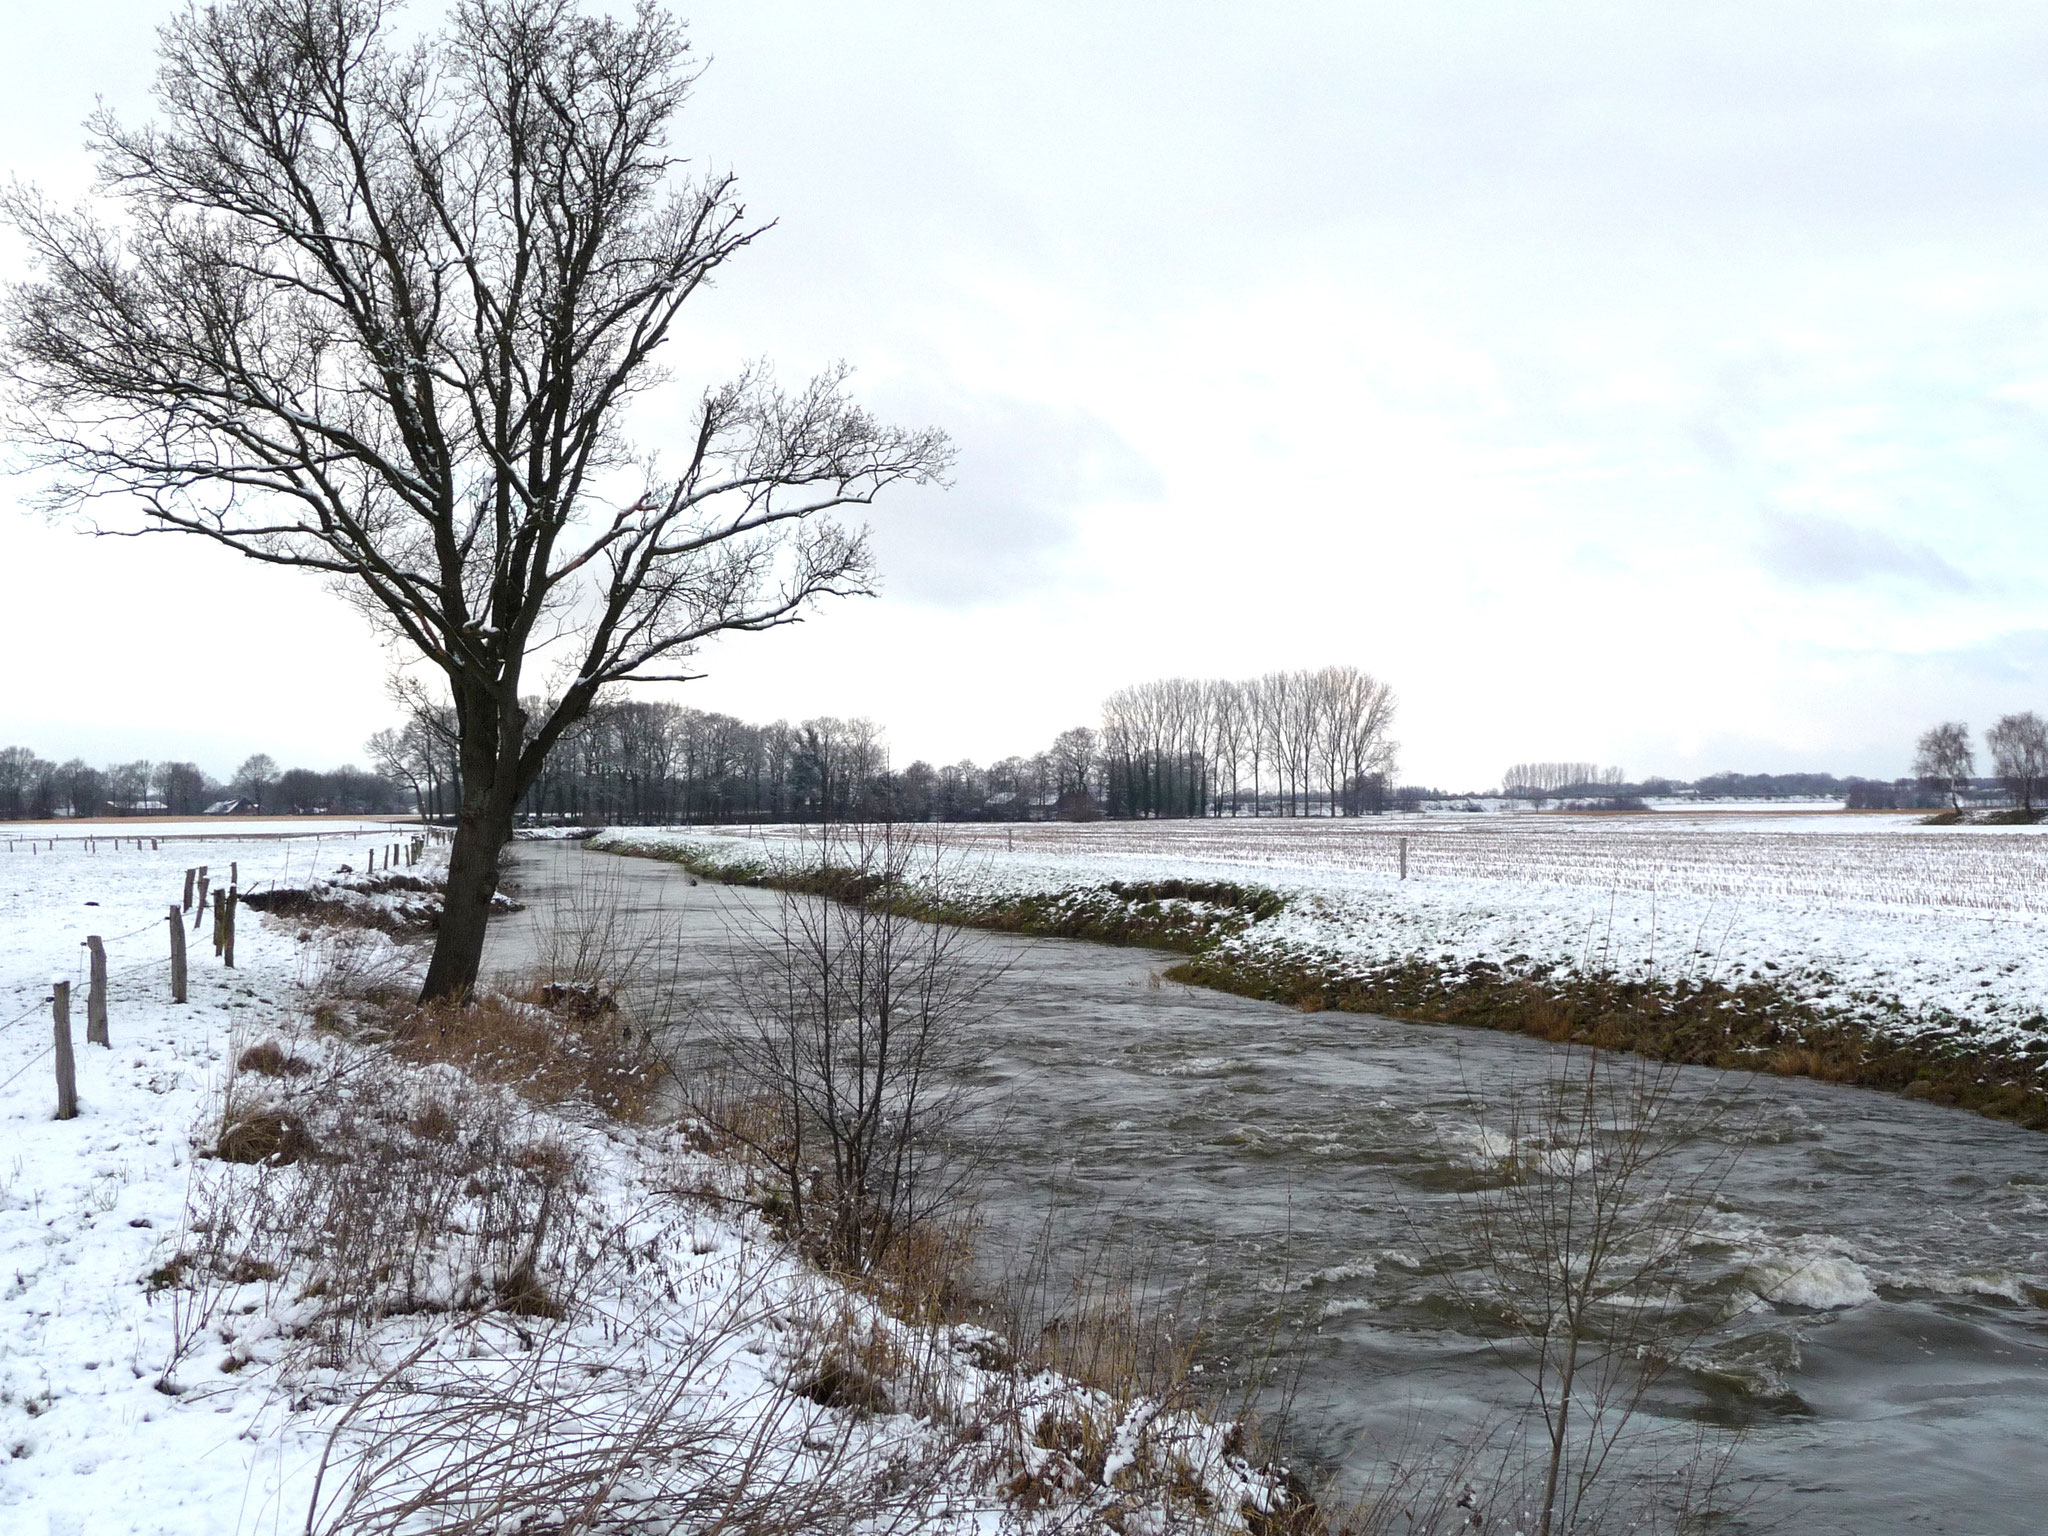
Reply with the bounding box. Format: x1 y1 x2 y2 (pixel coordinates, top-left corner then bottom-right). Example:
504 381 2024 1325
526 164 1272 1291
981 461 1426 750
20 695 2019 829
358 665 1401 826
0 746 407 820
1502 763 1625 795
371 699 898 825
1498 765 1950 810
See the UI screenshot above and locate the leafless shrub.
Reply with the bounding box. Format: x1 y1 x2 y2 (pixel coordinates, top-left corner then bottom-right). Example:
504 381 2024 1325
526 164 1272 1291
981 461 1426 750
961 1213 1313 1535
675 824 1007 1276
1424 1050 1749 1536
779 1290 961 1425
296 924 424 1005
524 855 677 1001
150 1158 291 1391
306 1249 960 1536
1318 1415 1503 1536
291 1079 582 1362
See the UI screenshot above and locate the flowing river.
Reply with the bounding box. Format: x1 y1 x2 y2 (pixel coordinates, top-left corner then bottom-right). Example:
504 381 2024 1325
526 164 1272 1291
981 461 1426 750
488 842 2048 1535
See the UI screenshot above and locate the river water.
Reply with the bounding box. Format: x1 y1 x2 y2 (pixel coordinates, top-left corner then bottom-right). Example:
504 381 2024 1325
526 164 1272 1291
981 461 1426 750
488 843 2048 1535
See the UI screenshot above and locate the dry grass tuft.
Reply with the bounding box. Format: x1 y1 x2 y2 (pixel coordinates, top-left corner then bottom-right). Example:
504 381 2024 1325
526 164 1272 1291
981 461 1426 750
237 1040 314 1078
214 1099 317 1165
791 1309 907 1416
384 989 663 1121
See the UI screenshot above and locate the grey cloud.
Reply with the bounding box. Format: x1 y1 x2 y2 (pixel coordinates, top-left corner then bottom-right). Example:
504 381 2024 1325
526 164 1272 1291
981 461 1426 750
1910 627 2048 688
862 395 1162 607
1756 510 1976 593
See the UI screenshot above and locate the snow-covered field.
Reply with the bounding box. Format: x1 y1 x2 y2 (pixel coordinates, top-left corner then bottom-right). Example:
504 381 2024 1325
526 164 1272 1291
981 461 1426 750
595 812 2048 1048
0 836 1277 1534
0 836 339 1527
1 817 409 846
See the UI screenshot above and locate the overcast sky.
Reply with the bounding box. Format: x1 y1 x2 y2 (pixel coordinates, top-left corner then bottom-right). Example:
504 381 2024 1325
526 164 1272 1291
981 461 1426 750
6 1 2048 788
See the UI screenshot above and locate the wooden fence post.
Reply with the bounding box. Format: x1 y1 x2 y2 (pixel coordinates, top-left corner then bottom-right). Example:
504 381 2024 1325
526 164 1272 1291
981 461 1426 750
223 888 237 969
85 936 108 1047
1399 837 1408 880
52 981 77 1121
194 871 210 930
230 860 238 886
168 906 187 1004
212 888 226 956
183 867 195 911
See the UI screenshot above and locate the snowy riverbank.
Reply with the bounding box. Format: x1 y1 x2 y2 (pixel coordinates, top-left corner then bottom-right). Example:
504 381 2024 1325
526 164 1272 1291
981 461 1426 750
593 814 2048 1049
0 837 1286 1533
588 817 2048 1134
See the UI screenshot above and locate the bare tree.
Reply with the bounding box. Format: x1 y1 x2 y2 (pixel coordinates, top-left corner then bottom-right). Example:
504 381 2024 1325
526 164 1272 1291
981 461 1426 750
107 758 155 812
1913 721 1976 812
684 826 1001 1274
1446 1051 1744 1536
156 760 208 815
1985 711 2048 814
231 753 279 810
1049 726 1098 802
58 759 107 817
1 0 948 999
1207 681 1248 815
1320 664 1398 815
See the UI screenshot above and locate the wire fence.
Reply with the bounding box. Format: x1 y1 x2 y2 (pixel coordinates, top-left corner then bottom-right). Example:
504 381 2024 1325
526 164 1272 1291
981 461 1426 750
4 878 204 1039
88 915 168 947
0 994 49 1033
0 1042 55 1096
0 840 447 1110
2 833 442 1065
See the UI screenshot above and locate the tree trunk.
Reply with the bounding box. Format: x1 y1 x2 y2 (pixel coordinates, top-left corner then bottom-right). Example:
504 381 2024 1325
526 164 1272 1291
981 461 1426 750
421 802 514 1001
417 765 520 1003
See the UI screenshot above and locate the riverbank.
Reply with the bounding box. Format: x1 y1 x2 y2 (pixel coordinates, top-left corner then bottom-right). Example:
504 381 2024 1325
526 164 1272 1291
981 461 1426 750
0 837 1295 1534
590 824 2048 1131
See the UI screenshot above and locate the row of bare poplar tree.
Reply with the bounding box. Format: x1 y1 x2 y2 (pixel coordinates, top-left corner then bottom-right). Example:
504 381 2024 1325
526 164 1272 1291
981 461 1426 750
1099 666 1399 818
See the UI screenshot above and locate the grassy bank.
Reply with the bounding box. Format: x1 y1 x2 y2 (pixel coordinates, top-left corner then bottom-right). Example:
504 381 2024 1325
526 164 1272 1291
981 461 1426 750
602 835 2048 1133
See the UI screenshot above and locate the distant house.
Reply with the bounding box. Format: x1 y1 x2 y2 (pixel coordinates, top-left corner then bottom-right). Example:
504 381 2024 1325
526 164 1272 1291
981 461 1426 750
1055 789 1104 821
203 798 255 815
113 800 168 815
984 790 1066 821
